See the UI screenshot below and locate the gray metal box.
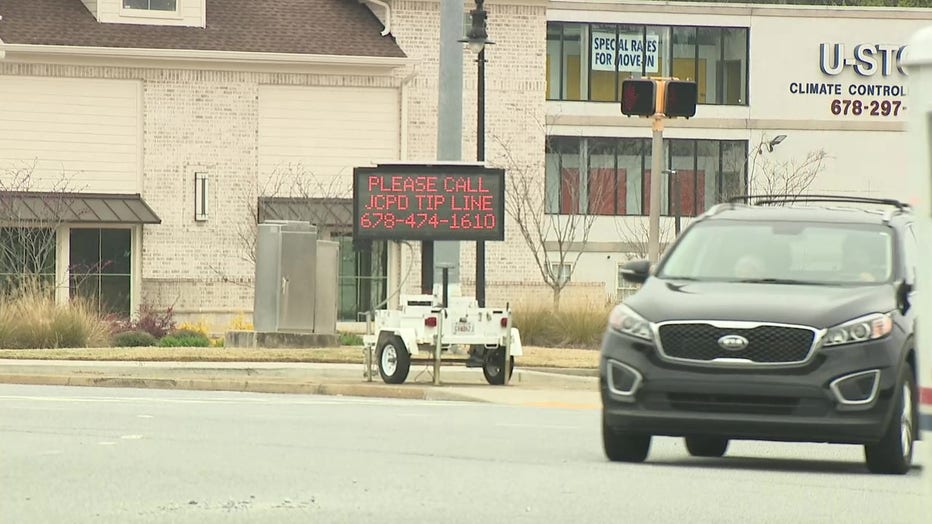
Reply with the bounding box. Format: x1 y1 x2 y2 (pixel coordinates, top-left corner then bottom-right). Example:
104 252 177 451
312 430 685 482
254 221 318 333
314 240 339 335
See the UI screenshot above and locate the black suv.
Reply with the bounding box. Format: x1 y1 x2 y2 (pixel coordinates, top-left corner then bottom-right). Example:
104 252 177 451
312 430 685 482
600 195 920 474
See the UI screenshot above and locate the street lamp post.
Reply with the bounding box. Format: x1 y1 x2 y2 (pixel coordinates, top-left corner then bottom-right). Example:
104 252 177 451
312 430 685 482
461 0 493 308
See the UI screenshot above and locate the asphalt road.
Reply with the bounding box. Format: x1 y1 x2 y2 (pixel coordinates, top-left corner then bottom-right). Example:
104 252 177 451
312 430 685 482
0 384 926 524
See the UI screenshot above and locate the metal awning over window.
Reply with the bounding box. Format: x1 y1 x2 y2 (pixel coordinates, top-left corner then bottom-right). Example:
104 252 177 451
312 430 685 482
258 197 352 229
0 192 161 224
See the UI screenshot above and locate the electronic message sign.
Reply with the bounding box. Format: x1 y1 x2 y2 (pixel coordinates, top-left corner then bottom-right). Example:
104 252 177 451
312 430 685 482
353 163 505 241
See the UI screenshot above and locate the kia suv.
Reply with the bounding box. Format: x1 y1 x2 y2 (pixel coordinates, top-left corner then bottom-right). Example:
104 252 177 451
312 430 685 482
601 195 920 474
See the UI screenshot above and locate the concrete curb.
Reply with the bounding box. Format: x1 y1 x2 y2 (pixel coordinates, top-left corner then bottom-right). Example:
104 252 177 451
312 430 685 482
0 374 487 403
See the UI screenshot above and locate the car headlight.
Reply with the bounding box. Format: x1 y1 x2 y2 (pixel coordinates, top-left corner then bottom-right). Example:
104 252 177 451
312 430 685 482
608 304 653 341
823 313 893 347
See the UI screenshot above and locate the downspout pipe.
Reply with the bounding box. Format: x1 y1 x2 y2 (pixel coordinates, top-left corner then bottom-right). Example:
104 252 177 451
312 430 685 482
361 0 391 36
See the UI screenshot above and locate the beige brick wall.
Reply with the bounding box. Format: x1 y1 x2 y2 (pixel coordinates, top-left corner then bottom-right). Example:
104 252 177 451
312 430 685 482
390 0 550 306
0 62 404 330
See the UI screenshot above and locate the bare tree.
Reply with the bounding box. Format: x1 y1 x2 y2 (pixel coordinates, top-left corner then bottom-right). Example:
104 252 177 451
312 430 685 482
214 163 353 284
612 217 674 261
492 131 608 311
0 160 84 293
746 135 829 199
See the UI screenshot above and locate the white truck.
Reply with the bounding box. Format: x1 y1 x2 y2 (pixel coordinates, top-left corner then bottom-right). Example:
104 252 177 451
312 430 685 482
362 293 523 385
904 25 931 487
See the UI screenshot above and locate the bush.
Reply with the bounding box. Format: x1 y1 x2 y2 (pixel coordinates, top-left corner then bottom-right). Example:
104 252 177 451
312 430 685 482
112 330 158 347
511 301 613 349
134 304 176 339
158 333 211 347
177 320 210 337
0 281 111 349
339 332 363 346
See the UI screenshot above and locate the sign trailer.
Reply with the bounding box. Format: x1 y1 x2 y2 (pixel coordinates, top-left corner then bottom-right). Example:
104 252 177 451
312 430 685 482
353 163 521 386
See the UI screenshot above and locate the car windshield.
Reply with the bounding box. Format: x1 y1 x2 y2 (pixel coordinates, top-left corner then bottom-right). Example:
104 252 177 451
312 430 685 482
658 219 895 285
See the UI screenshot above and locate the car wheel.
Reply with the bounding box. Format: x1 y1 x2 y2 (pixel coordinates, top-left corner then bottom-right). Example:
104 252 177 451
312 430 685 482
602 414 651 462
864 365 916 475
377 336 410 385
685 436 729 458
482 347 514 385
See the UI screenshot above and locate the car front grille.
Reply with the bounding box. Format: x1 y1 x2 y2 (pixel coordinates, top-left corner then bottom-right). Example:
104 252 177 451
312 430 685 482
666 393 801 416
657 323 816 365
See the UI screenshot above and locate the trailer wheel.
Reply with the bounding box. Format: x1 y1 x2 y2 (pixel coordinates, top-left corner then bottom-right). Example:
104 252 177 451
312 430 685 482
482 347 514 385
377 336 410 384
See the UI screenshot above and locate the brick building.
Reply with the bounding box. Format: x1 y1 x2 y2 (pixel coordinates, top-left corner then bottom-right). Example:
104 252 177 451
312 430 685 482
1 0 930 331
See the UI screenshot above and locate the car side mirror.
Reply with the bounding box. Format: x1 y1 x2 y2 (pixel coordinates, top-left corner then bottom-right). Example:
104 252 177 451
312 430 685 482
897 280 913 313
620 259 651 284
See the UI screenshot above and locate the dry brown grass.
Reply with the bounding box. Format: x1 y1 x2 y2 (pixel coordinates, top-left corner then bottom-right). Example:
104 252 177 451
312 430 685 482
0 345 599 369
0 282 111 349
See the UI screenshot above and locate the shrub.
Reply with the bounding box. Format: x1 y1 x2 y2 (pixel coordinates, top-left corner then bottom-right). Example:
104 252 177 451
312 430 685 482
228 313 253 331
178 319 210 337
158 333 211 347
0 281 111 349
210 336 225 347
511 301 613 349
339 332 363 346
112 330 158 347
133 304 176 339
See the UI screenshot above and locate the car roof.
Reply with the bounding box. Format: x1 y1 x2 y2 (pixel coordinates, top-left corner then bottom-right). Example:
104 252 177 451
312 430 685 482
703 203 912 227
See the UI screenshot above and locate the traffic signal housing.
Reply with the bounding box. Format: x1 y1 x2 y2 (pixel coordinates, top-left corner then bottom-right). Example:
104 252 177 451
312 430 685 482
620 79 656 117
664 80 698 118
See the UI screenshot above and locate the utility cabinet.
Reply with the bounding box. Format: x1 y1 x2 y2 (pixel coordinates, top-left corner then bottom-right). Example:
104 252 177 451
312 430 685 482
254 221 338 334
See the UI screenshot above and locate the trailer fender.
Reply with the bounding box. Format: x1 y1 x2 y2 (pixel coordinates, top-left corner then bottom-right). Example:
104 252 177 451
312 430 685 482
508 328 523 357
377 328 420 357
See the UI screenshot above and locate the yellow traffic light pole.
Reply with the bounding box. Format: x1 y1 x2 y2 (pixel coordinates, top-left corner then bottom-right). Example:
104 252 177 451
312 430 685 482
620 75 695 265
647 77 669 265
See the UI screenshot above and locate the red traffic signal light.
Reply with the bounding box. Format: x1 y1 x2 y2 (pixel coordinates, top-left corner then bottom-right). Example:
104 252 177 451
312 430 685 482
664 80 698 118
620 79 656 117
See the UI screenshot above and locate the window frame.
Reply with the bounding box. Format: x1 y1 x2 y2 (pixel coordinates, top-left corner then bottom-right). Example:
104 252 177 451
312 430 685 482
545 136 749 218
121 0 181 19
546 21 750 106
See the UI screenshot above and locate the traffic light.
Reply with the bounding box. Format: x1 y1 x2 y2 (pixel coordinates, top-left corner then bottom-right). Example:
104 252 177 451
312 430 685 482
620 79 656 117
664 80 698 118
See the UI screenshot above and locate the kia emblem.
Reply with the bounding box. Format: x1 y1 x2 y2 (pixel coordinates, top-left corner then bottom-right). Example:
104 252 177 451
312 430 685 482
718 334 749 351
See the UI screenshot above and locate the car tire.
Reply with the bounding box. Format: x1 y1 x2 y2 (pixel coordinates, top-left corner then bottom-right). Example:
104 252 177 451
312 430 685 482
377 336 410 385
685 436 729 458
482 347 514 385
602 414 651 462
864 365 916 475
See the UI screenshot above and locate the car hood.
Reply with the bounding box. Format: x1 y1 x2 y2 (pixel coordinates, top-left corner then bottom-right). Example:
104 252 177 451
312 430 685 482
625 278 898 329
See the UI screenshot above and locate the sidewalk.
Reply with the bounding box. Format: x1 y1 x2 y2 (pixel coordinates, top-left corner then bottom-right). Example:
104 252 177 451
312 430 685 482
0 359 601 409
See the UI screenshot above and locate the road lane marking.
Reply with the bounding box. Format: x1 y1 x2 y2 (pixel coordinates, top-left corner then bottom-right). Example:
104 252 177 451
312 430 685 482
496 423 580 430
98 441 115 446
120 435 144 440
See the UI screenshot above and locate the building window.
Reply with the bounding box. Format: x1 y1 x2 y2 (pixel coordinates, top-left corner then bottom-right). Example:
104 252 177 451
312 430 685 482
0 227 56 293
123 0 177 11
545 136 748 217
69 228 132 316
550 262 572 285
335 236 388 322
546 21 749 106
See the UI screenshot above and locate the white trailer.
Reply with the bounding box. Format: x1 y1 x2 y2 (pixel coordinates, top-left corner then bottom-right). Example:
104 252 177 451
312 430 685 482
903 25 932 487
362 293 523 385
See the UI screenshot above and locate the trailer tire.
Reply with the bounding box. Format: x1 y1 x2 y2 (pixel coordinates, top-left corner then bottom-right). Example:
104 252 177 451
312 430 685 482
377 336 410 384
482 347 514 385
